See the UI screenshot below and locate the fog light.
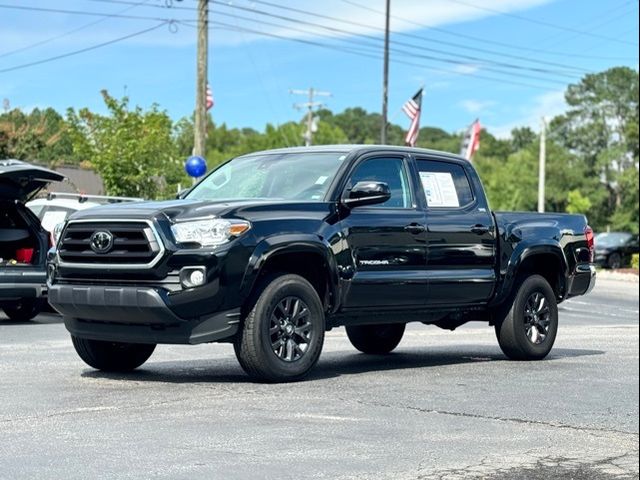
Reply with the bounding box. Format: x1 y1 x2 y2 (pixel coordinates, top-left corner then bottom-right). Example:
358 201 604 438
180 267 207 289
189 270 205 286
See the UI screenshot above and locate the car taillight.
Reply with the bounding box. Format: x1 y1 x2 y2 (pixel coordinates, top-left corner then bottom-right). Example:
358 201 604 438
584 226 595 262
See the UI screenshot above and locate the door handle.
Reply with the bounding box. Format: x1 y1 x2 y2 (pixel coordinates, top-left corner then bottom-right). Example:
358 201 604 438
470 224 491 235
404 223 426 234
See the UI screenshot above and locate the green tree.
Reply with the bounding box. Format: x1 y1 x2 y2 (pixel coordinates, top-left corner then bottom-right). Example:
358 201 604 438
510 126 537 152
566 190 592 215
550 66 639 230
67 91 183 199
0 107 74 165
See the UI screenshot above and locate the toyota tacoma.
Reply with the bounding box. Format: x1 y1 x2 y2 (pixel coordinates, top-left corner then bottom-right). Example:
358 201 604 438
48 146 596 382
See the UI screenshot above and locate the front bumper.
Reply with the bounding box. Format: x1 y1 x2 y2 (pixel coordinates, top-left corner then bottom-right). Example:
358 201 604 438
49 284 240 344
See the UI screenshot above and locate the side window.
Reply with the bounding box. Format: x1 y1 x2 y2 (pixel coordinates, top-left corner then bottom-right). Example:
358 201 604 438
416 159 474 208
348 158 411 208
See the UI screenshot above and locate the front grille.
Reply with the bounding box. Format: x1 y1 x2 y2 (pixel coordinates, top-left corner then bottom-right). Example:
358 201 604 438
58 221 163 267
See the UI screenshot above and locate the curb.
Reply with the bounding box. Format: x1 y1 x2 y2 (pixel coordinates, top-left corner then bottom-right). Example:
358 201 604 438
596 270 639 283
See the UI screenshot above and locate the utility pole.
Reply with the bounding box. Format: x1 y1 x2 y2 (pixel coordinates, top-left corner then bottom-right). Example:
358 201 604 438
290 87 331 146
538 117 546 213
193 0 209 158
380 0 391 145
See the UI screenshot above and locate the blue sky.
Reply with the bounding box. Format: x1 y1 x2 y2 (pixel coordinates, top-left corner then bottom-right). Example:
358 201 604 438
0 0 638 139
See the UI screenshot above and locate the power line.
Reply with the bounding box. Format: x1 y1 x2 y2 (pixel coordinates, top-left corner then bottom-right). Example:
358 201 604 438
540 3 639 51
78 0 630 76
210 0 596 76
0 0 152 60
446 0 638 46
533 0 637 48
80 0 606 73
202 5 577 85
0 3 188 23
228 8 293 147
337 0 638 61
181 20 569 91
79 0 639 62
0 22 168 74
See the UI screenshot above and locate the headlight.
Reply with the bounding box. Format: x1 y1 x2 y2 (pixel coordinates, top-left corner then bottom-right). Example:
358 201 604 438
170 219 251 247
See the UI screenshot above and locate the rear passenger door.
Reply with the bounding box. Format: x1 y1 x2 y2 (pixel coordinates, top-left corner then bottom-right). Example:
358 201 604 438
415 157 496 306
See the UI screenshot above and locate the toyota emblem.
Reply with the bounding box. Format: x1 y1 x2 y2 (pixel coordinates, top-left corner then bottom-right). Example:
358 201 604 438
90 231 114 254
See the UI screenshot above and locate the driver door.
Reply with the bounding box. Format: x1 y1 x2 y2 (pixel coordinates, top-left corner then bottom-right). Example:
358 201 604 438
340 156 428 309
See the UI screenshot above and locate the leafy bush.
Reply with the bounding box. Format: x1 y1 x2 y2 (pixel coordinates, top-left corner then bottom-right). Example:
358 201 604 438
632 254 639 270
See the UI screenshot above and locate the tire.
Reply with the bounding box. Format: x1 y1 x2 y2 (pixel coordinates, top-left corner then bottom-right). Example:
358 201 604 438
2 300 41 322
234 273 325 383
607 253 622 269
71 336 156 372
494 275 558 361
345 323 405 354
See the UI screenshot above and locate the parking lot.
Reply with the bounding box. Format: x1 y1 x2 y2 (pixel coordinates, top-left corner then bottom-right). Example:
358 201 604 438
0 276 638 480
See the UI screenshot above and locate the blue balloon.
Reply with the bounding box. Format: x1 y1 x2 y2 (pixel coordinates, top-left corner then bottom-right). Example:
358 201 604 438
185 156 207 178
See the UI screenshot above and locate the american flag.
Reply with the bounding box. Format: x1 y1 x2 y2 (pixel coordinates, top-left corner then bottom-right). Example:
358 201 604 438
402 88 423 147
460 119 481 160
206 83 214 110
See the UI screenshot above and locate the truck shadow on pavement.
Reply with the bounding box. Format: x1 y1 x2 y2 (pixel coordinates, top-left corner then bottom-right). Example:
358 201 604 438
81 347 604 384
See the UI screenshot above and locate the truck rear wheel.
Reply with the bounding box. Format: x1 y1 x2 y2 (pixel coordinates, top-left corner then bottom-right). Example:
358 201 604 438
494 275 558 361
234 273 325 383
345 323 405 354
71 336 156 372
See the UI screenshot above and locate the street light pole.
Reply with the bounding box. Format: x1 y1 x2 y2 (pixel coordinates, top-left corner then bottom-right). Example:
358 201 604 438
538 117 547 213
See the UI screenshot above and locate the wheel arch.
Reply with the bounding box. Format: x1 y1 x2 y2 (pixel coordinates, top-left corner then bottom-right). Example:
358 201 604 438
493 241 569 307
240 234 340 313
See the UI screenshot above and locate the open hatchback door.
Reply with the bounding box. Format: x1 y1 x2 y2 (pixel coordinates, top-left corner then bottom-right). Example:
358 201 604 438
0 159 65 201
1 159 65 321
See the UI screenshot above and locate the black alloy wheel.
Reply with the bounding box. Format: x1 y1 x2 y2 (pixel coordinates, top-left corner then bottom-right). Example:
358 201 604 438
234 273 325 383
269 296 314 362
495 274 559 361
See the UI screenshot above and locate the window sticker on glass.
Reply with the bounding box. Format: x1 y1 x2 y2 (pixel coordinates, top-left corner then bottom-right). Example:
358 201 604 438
419 171 460 207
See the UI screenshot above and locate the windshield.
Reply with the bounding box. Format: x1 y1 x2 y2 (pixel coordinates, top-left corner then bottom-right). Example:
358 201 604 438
186 152 347 202
595 232 632 247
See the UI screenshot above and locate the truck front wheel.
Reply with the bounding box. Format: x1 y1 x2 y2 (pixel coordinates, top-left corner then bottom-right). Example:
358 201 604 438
234 273 325 383
71 336 156 372
494 275 558 360
345 323 405 354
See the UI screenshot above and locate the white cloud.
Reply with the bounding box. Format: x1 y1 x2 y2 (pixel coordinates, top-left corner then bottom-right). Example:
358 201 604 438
487 89 567 138
239 0 556 42
452 63 482 75
0 0 556 50
459 99 496 114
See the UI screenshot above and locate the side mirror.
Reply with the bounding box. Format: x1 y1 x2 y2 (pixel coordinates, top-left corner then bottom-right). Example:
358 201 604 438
343 181 391 208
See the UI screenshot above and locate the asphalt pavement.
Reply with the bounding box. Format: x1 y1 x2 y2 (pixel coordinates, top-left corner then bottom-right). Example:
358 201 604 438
0 277 638 480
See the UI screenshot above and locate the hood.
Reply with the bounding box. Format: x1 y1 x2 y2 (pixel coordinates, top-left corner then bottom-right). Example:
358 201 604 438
0 159 65 201
68 198 336 223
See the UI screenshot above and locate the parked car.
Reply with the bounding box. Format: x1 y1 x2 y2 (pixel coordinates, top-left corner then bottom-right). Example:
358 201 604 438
27 192 143 235
48 146 596 382
0 160 64 321
594 232 639 269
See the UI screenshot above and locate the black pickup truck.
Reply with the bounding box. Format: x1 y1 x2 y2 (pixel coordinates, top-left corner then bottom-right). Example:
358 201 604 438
48 146 596 382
